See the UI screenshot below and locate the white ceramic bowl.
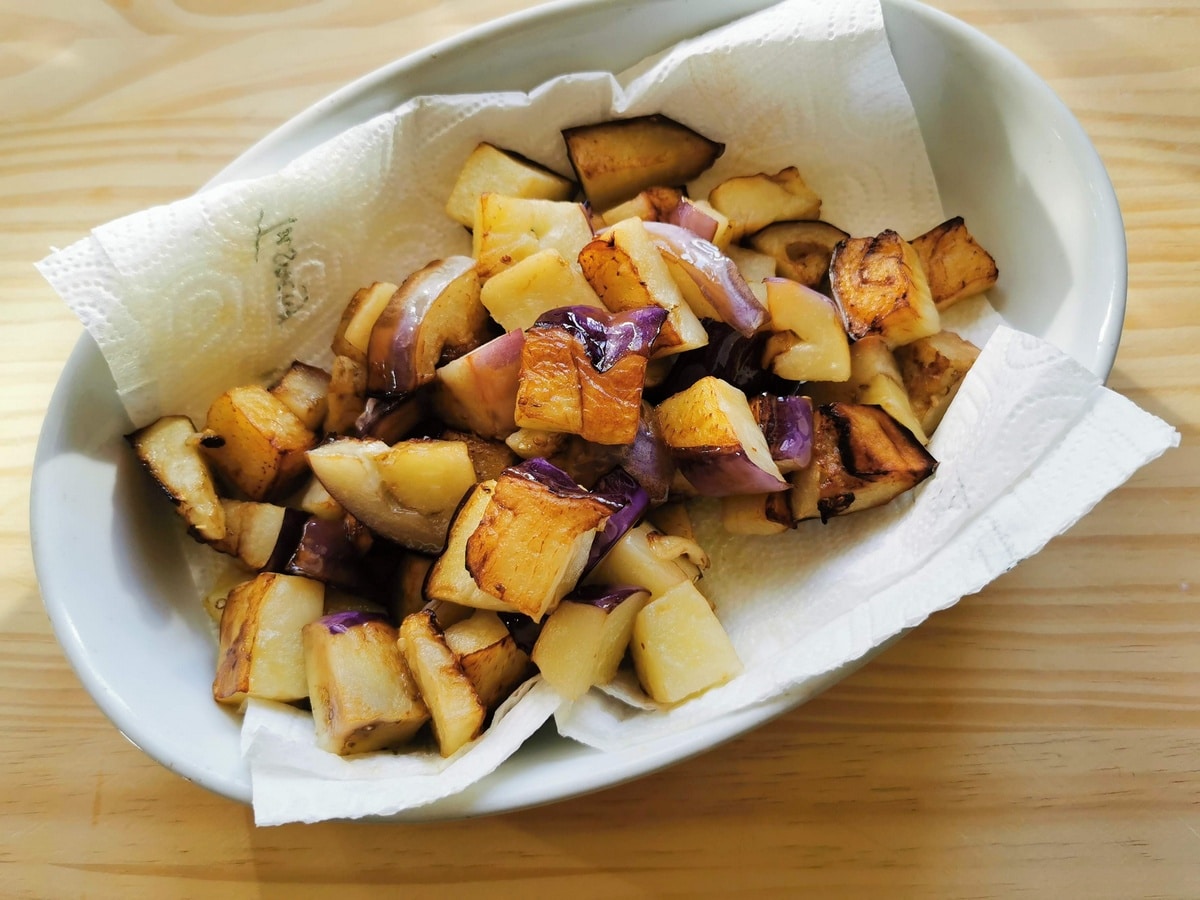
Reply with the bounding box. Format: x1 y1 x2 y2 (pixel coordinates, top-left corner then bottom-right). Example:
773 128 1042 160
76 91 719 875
31 0 1124 818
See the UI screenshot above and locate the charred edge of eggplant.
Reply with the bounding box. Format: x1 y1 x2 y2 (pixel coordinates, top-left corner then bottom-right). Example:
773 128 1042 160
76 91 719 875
765 491 795 528
817 492 855 522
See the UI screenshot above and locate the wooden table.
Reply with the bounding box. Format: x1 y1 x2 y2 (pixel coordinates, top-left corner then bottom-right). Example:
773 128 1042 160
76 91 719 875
3 1 1197 895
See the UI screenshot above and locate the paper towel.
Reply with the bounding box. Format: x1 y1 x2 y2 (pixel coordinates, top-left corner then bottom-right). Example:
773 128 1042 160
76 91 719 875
36 0 1178 825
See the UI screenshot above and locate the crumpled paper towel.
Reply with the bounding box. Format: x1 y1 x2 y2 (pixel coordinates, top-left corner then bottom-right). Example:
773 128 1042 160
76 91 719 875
36 0 1179 826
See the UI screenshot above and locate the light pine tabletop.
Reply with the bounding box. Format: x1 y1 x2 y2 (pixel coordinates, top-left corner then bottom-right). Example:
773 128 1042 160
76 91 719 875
3 1 1198 897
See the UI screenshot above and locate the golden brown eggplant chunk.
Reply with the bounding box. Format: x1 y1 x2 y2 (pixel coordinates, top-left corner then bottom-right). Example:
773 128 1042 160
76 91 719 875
747 219 849 288
472 194 594 281
213 572 325 706
303 613 429 755
478 248 604 333
514 320 652 446
332 282 398 366
442 610 533 710
445 142 576 228
909 216 999 311
201 385 318 502
894 330 982 435
790 402 937 523
707 167 821 242
585 522 696 599
398 609 487 757
126 415 225 541
269 361 331 432
424 481 518 612
513 326 584 436
850 338 928 444
465 463 614 621
829 229 940 349
562 114 724 210
208 499 302 570
324 355 369 435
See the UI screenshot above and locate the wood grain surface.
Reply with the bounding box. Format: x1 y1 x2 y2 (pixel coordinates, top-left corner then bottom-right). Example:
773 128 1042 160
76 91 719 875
3 1 1198 896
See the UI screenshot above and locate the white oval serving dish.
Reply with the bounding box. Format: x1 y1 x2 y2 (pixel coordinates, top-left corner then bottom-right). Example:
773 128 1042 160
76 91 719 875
31 0 1124 818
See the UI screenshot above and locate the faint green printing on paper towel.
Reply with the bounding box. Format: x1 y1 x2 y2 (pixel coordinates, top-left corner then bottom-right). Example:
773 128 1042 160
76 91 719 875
254 210 308 323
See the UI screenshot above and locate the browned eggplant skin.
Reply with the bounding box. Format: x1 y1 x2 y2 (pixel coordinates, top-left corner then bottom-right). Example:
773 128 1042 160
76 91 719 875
562 114 725 209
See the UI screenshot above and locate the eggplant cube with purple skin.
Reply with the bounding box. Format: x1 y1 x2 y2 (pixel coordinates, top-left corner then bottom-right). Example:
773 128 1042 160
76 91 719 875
749 393 814 474
201 385 318 502
790 402 937 522
641 222 767 338
515 305 666 446
366 256 488 398
830 230 940 349
472 193 594 281
532 585 649 701
125 415 226 541
208 499 305 571
213 572 325 706
269 361 331 432
306 437 477 554
303 612 430 756
585 522 695 600
434 329 524 441
578 217 709 358
630 580 742 705
399 609 487 757
465 460 617 621
655 375 787 497
442 610 533 710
